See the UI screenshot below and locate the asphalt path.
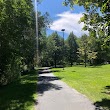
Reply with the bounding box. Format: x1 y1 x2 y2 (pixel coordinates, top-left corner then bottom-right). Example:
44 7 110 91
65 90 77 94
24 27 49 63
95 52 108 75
35 67 95 110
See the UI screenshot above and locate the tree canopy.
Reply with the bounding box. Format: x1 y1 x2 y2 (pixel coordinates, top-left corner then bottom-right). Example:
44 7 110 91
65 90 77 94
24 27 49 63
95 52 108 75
0 0 50 85
63 0 110 45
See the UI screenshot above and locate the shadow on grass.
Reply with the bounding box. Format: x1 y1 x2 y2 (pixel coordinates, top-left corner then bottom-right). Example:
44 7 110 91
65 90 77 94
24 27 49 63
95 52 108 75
0 70 37 110
87 66 102 68
94 98 110 110
94 85 110 110
51 70 63 73
102 86 110 95
104 86 110 94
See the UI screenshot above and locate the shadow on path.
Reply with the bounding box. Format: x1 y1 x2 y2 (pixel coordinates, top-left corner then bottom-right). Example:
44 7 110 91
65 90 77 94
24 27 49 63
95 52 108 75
37 69 62 95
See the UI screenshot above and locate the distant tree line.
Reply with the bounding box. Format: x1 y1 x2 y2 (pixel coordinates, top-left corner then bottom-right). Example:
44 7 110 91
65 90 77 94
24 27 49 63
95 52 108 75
38 31 110 68
38 0 110 67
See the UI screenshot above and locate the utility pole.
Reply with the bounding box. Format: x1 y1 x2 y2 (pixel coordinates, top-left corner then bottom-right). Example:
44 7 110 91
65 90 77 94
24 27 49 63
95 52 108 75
35 0 39 66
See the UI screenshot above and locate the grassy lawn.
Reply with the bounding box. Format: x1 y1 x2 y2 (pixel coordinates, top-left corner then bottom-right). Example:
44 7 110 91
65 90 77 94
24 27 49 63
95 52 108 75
52 65 110 109
0 70 37 110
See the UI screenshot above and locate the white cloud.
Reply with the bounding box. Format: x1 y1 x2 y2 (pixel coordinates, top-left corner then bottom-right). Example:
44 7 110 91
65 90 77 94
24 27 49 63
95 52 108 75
50 11 89 37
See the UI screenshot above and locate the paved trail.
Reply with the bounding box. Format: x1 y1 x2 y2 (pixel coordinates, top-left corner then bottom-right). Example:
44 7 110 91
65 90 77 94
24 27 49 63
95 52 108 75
36 67 95 110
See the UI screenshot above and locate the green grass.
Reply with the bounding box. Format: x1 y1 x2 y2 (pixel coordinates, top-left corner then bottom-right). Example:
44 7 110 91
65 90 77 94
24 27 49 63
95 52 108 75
52 65 110 109
0 70 38 110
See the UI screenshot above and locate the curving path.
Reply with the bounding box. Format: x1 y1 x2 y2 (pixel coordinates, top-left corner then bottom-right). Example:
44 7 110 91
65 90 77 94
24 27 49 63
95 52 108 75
35 67 95 110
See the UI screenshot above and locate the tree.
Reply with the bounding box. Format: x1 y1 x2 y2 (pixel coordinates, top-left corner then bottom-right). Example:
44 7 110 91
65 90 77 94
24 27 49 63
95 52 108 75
45 32 63 67
0 0 36 85
78 34 97 67
63 0 110 65
63 0 110 45
87 35 97 65
0 0 50 85
66 32 78 66
78 35 89 67
37 12 51 65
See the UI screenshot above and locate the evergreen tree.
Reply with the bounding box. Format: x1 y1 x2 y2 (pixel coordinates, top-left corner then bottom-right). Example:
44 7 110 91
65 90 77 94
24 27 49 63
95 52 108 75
67 32 78 66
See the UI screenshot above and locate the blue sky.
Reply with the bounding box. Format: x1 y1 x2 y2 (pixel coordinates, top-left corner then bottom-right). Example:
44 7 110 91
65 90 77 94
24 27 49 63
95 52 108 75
37 0 88 38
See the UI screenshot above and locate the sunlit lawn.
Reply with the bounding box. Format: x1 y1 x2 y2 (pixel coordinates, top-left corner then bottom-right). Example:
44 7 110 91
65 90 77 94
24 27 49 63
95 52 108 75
52 65 110 109
0 70 37 110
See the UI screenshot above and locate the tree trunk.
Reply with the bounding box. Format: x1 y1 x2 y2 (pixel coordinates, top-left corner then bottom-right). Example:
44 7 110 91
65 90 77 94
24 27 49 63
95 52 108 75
70 61 73 67
84 50 87 67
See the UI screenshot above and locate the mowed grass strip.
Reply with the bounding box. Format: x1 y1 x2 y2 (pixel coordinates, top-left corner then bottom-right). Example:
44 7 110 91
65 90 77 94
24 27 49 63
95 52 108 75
0 70 37 110
52 65 110 109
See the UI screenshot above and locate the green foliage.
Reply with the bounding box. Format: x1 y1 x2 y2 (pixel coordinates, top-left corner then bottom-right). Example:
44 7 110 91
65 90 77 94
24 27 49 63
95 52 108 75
0 0 36 85
66 32 78 66
78 34 97 66
44 32 63 67
39 31 109 67
62 0 110 65
0 0 50 85
63 0 110 46
78 34 88 67
37 12 51 66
